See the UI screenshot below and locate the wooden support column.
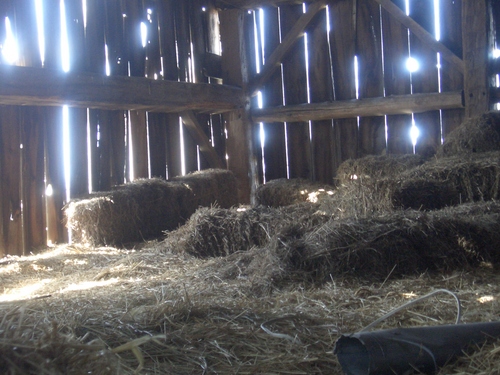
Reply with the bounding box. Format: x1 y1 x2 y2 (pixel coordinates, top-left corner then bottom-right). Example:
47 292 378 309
462 0 492 118
220 9 257 204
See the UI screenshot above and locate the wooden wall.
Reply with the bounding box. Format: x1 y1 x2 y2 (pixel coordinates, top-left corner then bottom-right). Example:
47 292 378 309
249 0 465 184
0 0 492 255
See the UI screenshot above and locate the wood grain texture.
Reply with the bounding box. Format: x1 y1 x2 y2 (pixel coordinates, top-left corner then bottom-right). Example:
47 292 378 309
0 65 245 113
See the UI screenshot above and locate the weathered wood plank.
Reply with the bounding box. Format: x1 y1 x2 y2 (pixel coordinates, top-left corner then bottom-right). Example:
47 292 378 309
307 4 334 183
440 0 464 139
329 0 358 165
462 0 491 118
382 0 412 154
252 91 463 122
129 110 149 179
181 111 225 169
258 7 288 182
147 112 168 179
0 106 23 256
247 0 326 96
43 107 66 245
281 4 312 179
410 0 441 155
216 0 304 10
356 0 386 156
0 65 245 113
20 107 46 251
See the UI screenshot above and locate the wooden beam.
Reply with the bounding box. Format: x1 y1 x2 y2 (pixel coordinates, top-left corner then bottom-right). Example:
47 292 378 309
216 0 303 10
180 111 225 169
462 0 491 117
0 65 245 113
374 0 464 75
246 0 327 96
251 91 464 123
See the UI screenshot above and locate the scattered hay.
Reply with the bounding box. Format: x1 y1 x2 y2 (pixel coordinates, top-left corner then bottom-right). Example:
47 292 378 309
65 178 188 247
437 111 500 157
254 178 335 207
1 232 500 373
335 153 428 185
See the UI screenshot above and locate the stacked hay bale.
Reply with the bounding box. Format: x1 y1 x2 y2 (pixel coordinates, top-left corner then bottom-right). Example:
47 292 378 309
173 168 239 215
65 169 238 247
437 111 500 157
328 113 500 213
335 153 428 185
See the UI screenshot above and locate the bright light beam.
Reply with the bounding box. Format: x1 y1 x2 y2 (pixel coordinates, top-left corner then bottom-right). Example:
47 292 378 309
60 0 70 72
2 17 19 64
35 0 45 66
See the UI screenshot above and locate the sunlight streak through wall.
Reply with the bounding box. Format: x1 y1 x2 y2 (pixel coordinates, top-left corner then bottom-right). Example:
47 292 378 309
2 17 18 64
35 0 45 66
60 0 70 72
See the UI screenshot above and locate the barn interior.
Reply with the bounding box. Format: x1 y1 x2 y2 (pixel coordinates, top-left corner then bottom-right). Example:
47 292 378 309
1 0 500 373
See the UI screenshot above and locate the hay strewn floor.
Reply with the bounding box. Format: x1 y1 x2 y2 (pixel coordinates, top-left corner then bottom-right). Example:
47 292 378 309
1 234 500 374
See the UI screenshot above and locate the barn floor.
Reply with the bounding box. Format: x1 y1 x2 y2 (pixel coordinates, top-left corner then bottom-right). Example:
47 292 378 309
1 235 500 374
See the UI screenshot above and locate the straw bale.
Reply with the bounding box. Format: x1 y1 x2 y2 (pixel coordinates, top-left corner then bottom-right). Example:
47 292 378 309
65 178 189 247
326 151 500 215
437 111 500 157
167 203 326 258
336 153 427 185
205 201 500 290
404 151 500 203
255 178 335 207
173 168 238 213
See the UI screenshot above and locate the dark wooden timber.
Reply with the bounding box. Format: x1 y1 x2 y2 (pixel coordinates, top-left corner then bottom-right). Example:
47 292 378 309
382 0 413 155
440 0 464 138
220 8 257 203
329 0 358 165
251 91 464 123
462 0 491 118
308 3 335 184
216 0 303 10
281 4 312 179
356 0 386 156
0 65 245 113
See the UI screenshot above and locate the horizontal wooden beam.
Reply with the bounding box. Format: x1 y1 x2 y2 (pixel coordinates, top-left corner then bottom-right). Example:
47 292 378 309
0 65 245 113
374 0 464 75
216 0 303 10
251 91 464 122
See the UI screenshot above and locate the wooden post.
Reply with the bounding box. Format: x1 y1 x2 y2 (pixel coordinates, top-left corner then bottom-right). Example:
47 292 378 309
220 9 257 204
462 0 492 118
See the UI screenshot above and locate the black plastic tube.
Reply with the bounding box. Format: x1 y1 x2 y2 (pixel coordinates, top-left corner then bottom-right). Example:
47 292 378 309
334 322 500 375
